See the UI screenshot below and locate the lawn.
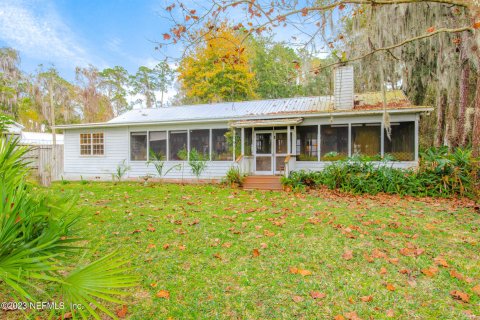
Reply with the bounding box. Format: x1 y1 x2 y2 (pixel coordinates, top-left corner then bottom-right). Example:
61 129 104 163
23 182 480 318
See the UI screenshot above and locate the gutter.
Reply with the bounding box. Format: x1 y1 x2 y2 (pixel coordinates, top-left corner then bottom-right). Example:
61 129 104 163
56 107 434 130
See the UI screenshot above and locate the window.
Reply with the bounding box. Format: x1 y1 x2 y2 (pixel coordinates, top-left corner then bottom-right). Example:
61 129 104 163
296 125 318 161
384 122 415 161
351 123 381 158
212 129 232 161
80 133 104 156
169 131 188 160
320 125 348 160
244 128 252 156
130 132 147 161
190 129 210 160
149 131 167 160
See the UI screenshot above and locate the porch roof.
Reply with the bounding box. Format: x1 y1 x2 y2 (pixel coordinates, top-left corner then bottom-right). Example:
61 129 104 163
229 117 303 128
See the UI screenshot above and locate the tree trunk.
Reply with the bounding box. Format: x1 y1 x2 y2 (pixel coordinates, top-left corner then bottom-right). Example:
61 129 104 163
435 92 446 147
457 38 470 147
473 69 480 157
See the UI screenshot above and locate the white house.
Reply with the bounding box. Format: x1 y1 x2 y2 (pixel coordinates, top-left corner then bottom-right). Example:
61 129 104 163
57 66 433 182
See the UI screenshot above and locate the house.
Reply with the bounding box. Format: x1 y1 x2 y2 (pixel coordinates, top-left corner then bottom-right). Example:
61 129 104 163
57 66 433 182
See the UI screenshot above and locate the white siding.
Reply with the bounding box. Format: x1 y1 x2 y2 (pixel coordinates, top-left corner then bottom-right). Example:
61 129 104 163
63 127 129 179
63 123 237 181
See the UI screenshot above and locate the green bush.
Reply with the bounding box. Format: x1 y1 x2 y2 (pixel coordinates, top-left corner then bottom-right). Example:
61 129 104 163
224 166 245 186
0 136 137 318
282 147 479 199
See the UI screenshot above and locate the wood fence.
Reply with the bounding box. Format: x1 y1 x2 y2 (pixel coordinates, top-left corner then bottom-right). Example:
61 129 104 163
23 145 64 186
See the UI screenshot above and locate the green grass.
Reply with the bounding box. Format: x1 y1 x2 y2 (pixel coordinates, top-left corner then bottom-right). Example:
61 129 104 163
9 182 480 319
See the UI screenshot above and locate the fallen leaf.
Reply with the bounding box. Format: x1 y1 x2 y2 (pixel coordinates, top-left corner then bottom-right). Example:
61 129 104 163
433 256 449 268
178 244 186 251
473 284 480 296
252 248 260 257
386 283 395 291
449 269 465 281
156 290 170 299
63 312 73 319
163 243 170 250
298 269 312 276
344 311 361 320
292 295 304 302
334 316 345 320
379 267 387 275
421 266 438 277
116 305 128 318
342 249 353 260
450 290 469 303
386 309 395 317
150 283 157 287
360 295 373 302
260 243 268 249
474 21 480 29
427 26 436 33
310 291 326 299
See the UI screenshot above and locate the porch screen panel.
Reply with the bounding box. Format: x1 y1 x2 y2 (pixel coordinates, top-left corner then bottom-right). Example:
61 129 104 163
384 122 414 161
130 132 147 161
244 128 252 156
169 131 188 160
190 129 210 160
212 129 232 161
296 125 318 161
320 125 348 160
351 123 381 157
149 131 167 160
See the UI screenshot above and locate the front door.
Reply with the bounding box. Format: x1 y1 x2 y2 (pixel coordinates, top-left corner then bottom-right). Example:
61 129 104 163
254 130 288 175
254 132 273 175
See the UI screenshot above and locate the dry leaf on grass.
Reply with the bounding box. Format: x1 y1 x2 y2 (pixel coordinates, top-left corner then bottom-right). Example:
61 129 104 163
310 291 326 299
450 290 469 303
292 295 304 303
360 295 373 302
252 248 260 257
342 249 353 260
116 305 128 318
156 290 170 299
421 266 438 277
386 283 395 291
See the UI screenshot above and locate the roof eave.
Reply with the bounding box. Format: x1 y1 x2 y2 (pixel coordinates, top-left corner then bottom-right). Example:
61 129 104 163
56 107 433 130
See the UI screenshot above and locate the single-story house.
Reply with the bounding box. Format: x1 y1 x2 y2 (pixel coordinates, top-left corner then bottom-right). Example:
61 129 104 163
57 66 433 181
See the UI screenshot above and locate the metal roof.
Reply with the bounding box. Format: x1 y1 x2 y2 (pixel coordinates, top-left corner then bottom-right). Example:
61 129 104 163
56 91 433 129
107 96 334 125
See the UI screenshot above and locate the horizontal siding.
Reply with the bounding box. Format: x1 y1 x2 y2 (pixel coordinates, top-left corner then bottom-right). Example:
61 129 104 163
128 161 235 179
63 127 129 179
292 161 418 173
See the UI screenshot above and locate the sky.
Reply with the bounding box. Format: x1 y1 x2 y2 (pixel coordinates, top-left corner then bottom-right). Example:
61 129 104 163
0 0 171 81
0 0 331 105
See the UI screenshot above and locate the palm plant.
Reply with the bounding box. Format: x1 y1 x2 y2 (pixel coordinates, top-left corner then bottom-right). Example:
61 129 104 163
0 135 136 319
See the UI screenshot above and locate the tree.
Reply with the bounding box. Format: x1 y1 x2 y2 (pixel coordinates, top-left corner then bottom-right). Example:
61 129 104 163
250 37 302 99
0 48 23 118
177 23 257 104
99 66 131 116
161 0 480 155
76 65 113 122
130 62 174 108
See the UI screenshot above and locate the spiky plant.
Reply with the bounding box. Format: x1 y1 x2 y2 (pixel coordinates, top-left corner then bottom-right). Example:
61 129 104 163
0 134 136 319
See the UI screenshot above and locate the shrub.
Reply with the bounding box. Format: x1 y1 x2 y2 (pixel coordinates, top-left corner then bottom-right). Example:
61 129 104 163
0 136 136 318
224 166 245 186
282 147 479 199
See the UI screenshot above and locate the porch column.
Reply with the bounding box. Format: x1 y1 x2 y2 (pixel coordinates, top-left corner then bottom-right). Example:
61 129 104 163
287 126 291 154
241 128 245 156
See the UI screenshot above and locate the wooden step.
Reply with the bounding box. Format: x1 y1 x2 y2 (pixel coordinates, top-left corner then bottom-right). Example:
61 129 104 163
243 175 283 191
